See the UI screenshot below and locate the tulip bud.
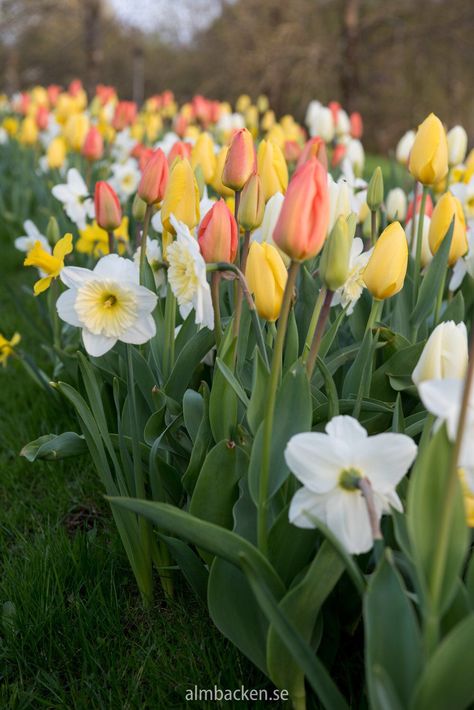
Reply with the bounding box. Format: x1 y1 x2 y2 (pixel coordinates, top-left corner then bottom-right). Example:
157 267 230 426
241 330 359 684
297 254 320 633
161 158 200 234
396 130 416 165
257 139 288 202
257 94 269 113
319 216 353 291
82 125 104 161
350 112 363 139
296 137 328 171
366 166 384 211
46 216 60 243
137 148 168 205
211 147 234 197
363 222 408 299
409 113 448 185
94 181 122 231
412 321 468 386
273 158 330 262
46 136 66 169
447 125 468 167
168 140 192 165
221 128 255 191
132 193 147 222
245 242 288 321
238 172 265 231
64 112 89 152
198 199 238 263
428 191 468 266
191 132 217 184
386 188 407 222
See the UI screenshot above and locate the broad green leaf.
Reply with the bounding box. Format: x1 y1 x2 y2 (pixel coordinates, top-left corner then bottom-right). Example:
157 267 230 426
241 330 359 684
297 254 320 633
342 328 374 399
20 432 86 461
182 383 213 495
283 308 299 369
165 328 214 401
182 389 204 444
209 336 239 442
440 290 464 324
247 347 270 436
215 357 250 407
160 533 208 603
267 506 318 586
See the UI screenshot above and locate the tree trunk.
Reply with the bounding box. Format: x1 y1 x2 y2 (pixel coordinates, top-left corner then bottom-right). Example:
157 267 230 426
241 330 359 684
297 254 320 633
340 0 360 112
83 0 102 98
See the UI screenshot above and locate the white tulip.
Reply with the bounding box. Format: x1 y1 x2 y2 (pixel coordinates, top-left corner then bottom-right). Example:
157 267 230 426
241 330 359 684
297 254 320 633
406 214 432 268
336 109 350 136
386 188 407 222
412 321 468 387
396 130 416 165
447 125 468 167
346 139 365 177
307 104 335 143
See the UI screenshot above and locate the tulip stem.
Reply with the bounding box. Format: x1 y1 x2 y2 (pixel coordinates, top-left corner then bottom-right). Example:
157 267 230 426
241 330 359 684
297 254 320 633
240 229 251 273
371 210 377 246
139 204 153 286
211 272 222 348
409 181 420 249
163 286 176 379
107 230 115 255
306 289 334 379
258 261 300 554
233 228 251 339
302 288 326 364
365 297 383 334
413 185 429 302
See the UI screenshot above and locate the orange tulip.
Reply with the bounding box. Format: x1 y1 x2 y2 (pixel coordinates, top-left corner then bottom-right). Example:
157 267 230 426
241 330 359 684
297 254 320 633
198 199 238 263
221 128 255 191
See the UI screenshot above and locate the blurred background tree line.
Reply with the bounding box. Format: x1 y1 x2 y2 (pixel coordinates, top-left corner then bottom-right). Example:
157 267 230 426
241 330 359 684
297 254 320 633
1 0 473 151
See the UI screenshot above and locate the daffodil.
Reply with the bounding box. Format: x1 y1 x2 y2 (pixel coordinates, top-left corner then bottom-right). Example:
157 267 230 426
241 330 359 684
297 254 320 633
52 168 94 229
133 237 166 293
286 415 417 554
0 332 21 367
56 254 157 357
15 220 50 254
331 238 371 314
76 218 130 257
24 233 73 294
109 158 141 201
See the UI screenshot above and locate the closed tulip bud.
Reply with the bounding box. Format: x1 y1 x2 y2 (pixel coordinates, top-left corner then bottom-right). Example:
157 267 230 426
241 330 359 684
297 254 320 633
46 136 66 169
94 181 122 231
412 320 468 386
191 132 217 183
386 188 407 221
409 113 448 185
137 148 168 205
36 106 49 131
19 116 38 145
168 140 192 165
211 147 234 197
257 139 288 202
428 191 468 266
82 125 104 161
161 158 200 233
396 130 416 165
222 128 255 191
367 166 384 211
296 137 328 171
257 94 269 113
447 125 468 167
238 172 265 231
64 112 89 152
132 193 147 221
363 222 408 299
245 242 288 321
198 199 238 263
350 112 363 139
320 216 353 291
273 157 330 262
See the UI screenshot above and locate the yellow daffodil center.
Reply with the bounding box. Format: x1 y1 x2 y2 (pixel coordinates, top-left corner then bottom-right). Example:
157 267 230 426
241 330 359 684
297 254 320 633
338 467 362 491
167 242 199 304
75 280 138 337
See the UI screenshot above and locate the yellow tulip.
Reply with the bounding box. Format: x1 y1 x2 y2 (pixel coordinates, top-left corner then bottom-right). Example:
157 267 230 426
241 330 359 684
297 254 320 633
64 113 89 152
3 117 19 137
409 113 448 185
266 124 285 149
19 117 38 145
191 132 217 184
428 191 468 266
257 95 269 113
161 158 200 234
245 242 288 321
47 137 67 169
261 110 276 132
211 147 234 197
236 94 251 113
363 222 408 299
257 139 288 202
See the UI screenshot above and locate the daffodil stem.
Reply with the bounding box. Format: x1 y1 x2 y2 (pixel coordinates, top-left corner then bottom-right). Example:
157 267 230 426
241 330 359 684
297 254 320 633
49 279 61 351
358 477 383 543
258 261 300 554
413 185 429 302
306 289 334 379
211 272 222 348
163 285 176 379
107 230 115 255
426 320 474 654
302 287 326 364
139 204 153 286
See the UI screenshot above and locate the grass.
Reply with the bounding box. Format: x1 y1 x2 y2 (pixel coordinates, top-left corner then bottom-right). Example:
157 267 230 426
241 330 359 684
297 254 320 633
0 179 281 708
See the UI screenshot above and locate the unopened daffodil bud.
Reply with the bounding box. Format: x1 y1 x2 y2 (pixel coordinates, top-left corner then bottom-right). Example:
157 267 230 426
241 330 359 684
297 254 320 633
191 132 217 184
46 136 66 169
197 199 238 263
245 241 288 321
320 215 353 291
161 158 200 233
363 222 408 299
46 216 60 244
366 166 384 211
238 172 265 231
447 125 468 167
211 147 234 197
222 128 255 192
412 320 467 386
409 113 448 185
257 139 288 202
386 188 407 222
428 191 468 266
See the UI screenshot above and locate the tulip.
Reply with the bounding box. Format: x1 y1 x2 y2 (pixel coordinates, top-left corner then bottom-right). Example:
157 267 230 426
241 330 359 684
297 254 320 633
168 140 192 165
191 132 217 184
211 147 234 197
406 192 433 222
46 136 66 169
222 128 255 191
367 167 384 212
257 139 288 201
409 113 448 185
138 148 169 205
320 216 353 291
447 125 468 167
82 125 104 161
94 181 122 231
308 105 335 142
396 130 415 165
386 188 407 221
236 94 251 113
284 140 302 164
132 193 147 222
19 116 38 145
296 137 328 171
245 242 288 321
161 158 200 233
273 157 330 262
238 172 265 231
64 112 89 152
428 191 468 266
363 222 408 299
198 199 238 263
35 106 49 131
350 112 363 139
412 320 468 386
346 139 365 177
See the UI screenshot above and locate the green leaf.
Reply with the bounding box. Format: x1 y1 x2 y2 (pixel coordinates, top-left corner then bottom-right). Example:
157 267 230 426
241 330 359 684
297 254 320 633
440 291 464 324
364 551 423 709
165 328 214 401
215 357 250 407
20 432 86 461
283 308 299 369
209 336 239 442
411 614 474 710
342 328 374 399
316 356 339 418
267 506 318 586
159 534 208 603
182 384 213 496
247 347 270 436
182 389 204 444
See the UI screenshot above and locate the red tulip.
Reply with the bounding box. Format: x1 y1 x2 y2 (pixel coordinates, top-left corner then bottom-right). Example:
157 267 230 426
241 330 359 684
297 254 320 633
94 181 122 231
82 126 104 161
137 148 169 205
198 199 238 263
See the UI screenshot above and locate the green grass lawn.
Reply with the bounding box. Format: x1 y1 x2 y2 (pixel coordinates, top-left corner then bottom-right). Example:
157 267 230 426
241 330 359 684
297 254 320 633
0 228 279 709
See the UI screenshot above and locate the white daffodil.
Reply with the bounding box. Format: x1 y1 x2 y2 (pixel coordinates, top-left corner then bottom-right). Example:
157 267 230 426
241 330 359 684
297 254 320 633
167 215 214 331
109 158 141 201
286 415 417 554
52 168 94 229
331 238 371 315
155 131 180 155
111 128 136 162
450 228 474 291
15 220 50 254
133 237 166 294
56 254 157 357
